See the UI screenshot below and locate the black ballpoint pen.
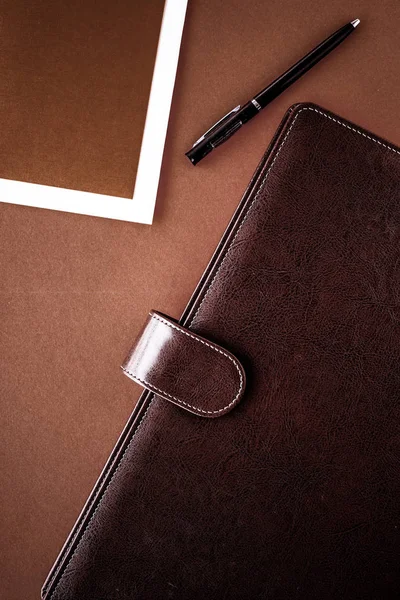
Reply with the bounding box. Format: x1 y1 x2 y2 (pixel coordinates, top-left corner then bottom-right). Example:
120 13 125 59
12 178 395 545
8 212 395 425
186 18 360 165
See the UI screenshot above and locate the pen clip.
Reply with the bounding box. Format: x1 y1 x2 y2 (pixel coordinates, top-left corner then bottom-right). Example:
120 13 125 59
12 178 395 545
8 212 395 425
192 105 241 147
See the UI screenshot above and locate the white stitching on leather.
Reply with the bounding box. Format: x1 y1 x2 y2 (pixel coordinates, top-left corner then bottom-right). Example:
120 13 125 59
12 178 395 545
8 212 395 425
44 399 153 597
309 107 400 156
188 106 400 328
47 105 400 598
121 313 244 415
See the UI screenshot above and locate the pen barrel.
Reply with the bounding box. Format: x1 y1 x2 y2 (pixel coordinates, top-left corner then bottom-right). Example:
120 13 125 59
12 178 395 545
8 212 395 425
186 20 357 165
185 141 211 165
186 120 241 165
254 23 354 106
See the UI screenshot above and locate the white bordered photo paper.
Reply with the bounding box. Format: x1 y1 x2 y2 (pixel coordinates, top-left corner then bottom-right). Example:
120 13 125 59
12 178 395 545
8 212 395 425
0 0 188 224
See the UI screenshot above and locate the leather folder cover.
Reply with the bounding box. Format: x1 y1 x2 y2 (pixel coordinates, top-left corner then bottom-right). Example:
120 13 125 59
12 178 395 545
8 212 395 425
43 103 400 599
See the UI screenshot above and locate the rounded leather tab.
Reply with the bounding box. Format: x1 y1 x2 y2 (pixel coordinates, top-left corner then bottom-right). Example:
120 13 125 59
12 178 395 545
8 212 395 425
121 311 246 418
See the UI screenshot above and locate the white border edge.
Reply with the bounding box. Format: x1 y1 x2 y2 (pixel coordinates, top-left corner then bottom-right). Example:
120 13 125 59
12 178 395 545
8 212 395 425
0 0 188 225
133 0 188 224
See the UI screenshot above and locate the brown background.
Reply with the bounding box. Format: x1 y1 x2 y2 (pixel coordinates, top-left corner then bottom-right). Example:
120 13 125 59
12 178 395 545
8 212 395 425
1 1 399 599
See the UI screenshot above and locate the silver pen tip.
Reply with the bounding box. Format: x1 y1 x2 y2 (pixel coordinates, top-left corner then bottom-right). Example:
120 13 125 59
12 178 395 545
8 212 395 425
351 18 360 28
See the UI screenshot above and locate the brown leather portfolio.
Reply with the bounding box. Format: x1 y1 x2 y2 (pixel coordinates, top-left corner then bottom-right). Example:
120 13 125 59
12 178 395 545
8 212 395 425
42 103 400 599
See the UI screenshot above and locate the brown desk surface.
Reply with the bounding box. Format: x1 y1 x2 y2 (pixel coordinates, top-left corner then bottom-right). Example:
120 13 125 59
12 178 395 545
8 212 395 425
1 1 399 598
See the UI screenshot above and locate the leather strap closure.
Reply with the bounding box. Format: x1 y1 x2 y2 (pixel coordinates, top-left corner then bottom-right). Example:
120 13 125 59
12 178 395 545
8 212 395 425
121 311 246 418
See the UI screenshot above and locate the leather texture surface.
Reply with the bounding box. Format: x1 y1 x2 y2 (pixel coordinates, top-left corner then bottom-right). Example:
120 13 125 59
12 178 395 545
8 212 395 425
43 103 400 599
121 311 245 417
3 4 400 598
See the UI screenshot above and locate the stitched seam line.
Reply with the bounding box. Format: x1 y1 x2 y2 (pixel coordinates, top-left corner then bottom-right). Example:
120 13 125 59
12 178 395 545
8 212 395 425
48 106 400 599
46 399 154 598
188 106 400 328
309 108 400 156
42 461 112 594
137 313 244 414
122 366 237 415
